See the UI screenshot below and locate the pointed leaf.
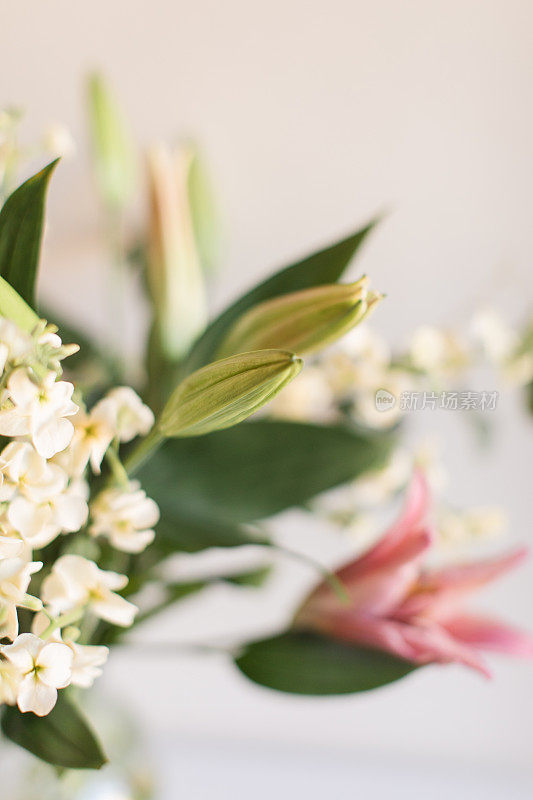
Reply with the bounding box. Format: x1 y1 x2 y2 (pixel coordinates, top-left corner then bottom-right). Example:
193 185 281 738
235 632 417 695
138 420 393 525
181 220 378 376
0 160 58 308
1 693 107 769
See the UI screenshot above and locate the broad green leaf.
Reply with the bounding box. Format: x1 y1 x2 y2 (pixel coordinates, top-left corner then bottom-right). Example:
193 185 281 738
1 694 107 769
138 420 393 525
235 631 417 694
0 159 58 308
155 511 268 553
181 220 379 376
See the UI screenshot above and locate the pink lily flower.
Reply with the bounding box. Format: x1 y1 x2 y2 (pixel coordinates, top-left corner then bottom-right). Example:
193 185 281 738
295 471 533 677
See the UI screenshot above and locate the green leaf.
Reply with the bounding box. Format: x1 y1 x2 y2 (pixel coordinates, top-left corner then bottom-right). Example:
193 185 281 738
155 511 268 553
138 420 392 526
235 631 417 695
0 160 58 308
180 220 378 376
1 693 107 770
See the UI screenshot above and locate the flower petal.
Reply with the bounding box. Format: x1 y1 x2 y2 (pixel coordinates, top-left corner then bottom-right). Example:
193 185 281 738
442 614 533 657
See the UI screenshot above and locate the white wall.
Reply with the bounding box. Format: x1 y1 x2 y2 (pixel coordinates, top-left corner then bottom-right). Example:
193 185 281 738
3 1 533 794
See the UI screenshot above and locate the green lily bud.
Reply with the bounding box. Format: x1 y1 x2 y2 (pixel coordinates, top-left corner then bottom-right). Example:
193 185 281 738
159 350 302 437
87 73 136 211
217 278 383 359
146 143 208 360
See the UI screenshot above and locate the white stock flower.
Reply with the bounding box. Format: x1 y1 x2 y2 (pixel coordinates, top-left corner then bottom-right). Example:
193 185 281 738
0 369 78 458
60 408 114 476
90 481 159 553
267 367 335 423
32 612 109 689
0 656 21 705
91 387 154 443
42 555 137 627
0 318 33 376
470 309 516 363
0 524 24 560
0 558 42 640
7 457 88 548
2 633 72 716
408 325 468 376
43 124 76 159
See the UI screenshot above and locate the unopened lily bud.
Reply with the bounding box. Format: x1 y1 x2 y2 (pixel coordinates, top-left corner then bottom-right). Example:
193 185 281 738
159 350 302 437
0 275 40 333
217 278 383 359
87 73 136 211
146 143 208 360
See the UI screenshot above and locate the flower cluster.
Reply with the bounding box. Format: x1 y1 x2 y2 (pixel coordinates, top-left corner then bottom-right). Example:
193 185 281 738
0 316 158 716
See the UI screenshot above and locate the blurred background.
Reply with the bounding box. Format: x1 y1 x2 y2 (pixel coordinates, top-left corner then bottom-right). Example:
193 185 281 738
3 1 533 797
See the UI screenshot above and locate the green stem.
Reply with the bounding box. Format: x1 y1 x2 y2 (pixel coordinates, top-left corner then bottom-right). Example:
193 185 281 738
123 427 164 476
271 544 350 605
40 606 86 640
105 445 130 487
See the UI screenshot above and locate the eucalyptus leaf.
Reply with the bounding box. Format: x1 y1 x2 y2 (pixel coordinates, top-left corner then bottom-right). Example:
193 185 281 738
1 694 107 770
181 219 379 376
0 159 58 308
138 420 393 526
235 631 417 695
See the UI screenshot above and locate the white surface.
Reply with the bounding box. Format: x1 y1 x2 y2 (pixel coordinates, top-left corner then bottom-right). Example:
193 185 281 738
4 0 533 791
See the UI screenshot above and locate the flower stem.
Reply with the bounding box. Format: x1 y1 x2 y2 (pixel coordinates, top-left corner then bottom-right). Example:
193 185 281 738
40 606 86 640
123 427 164 476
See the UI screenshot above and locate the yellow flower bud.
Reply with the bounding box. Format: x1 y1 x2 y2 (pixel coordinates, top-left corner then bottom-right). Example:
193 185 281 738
217 278 383 359
159 350 302 437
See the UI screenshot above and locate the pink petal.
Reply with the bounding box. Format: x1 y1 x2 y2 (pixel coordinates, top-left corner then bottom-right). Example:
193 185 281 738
396 547 528 620
298 608 491 677
442 614 533 658
336 470 431 587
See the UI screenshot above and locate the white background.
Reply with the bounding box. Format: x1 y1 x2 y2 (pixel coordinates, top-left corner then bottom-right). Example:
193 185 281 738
3 1 533 796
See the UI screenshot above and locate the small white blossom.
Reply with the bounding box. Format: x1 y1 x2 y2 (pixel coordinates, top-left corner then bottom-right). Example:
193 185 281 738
0 318 33 376
91 387 154 443
59 408 114 476
43 124 76 159
32 612 109 689
267 367 335 422
0 656 21 705
0 558 42 640
0 369 78 458
7 460 88 548
90 481 159 553
2 633 72 716
42 555 137 627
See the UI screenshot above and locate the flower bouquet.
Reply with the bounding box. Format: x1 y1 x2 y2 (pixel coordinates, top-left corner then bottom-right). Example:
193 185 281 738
0 79 531 777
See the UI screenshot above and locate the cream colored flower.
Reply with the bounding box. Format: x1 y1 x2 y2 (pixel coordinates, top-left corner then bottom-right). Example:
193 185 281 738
42 555 137 627
0 369 78 458
59 408 114 476
408 325 468 376
470 308 518 364
32 612 109 689
0 558 42 640
91 387 154 443
43 124 76 159
90 481 159 553
7 461 88 548
2 633 72 716
0 656 21 705
0 318 33 377
267 367 335 423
